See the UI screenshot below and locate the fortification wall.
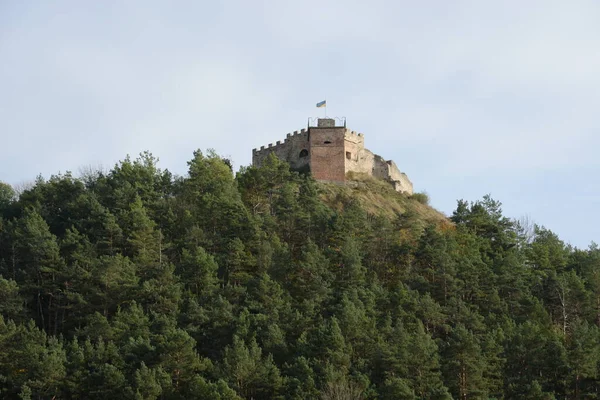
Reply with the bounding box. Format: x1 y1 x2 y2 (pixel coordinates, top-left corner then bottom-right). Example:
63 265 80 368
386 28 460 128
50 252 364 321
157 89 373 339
252 119 413 194
343 129 370 174
371 156 413 194
385 160 413 194
252 129 310 170
350 148 375 174
372 154 390 180
344 129 365 146
309 126 346 182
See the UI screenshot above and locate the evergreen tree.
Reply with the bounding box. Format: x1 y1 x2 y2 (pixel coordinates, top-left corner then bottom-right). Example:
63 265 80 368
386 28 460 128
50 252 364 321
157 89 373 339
1 153 600 399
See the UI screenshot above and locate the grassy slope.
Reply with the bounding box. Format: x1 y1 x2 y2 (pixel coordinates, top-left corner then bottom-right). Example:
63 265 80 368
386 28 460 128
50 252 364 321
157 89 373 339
318 172 449 226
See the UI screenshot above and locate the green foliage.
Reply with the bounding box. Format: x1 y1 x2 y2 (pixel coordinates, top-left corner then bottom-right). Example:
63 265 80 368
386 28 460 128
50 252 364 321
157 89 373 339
0 151 598 399
0 276 24 321
410 191 430 205
0 181 15 212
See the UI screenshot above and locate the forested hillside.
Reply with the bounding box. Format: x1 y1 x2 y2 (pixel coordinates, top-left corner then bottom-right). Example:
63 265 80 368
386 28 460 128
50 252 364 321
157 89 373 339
1 151 599 399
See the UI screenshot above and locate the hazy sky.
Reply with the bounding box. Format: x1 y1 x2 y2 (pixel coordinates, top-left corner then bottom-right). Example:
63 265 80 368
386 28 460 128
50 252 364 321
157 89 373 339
1 1 599 247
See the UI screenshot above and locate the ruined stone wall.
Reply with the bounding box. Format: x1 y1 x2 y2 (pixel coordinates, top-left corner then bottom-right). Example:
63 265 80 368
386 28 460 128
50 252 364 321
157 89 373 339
343 130 370 174
252 129 310 170
385 160 413 193
308 126 346 182
372 154 390 180
371 156 413 194
345 131 413 194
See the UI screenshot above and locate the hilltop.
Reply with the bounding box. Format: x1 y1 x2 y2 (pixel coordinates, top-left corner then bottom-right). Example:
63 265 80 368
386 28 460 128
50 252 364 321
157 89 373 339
0 150 599 399
320 172 447 226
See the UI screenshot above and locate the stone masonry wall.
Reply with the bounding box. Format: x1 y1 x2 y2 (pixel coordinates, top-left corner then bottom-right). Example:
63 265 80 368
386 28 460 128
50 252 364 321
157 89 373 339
372 155 413 194
385 160 414 193
309 126 346 182
343 129 413 194
344 129 370 175
252 129 310 170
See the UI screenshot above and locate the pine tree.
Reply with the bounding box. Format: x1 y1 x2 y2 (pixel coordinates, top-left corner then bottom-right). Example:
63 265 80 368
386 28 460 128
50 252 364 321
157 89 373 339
0 275 24 321
13 208 64 333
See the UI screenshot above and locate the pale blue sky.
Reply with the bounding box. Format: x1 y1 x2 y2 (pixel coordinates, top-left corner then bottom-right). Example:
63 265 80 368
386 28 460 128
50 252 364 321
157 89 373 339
1 1 599 247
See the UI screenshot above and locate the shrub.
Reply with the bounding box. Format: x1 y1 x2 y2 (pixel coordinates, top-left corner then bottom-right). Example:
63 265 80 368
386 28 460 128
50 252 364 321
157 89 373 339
411 191 430 205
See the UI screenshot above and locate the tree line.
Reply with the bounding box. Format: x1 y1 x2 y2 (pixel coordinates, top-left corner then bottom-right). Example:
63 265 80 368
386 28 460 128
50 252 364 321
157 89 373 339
0 150 598 399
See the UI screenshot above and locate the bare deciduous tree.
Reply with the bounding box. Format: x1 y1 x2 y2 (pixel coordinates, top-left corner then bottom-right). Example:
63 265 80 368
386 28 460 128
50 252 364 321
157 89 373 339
78 163 106 184
321 379 364 400
12 180 35 198
515 214 536 245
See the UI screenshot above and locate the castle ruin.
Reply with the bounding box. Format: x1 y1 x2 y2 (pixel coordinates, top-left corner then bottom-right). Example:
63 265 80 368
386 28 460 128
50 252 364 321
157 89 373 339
252 118 413 194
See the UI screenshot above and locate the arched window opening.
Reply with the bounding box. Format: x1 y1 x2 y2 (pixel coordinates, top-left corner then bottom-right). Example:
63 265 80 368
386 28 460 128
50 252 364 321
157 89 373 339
299 149 309 158
346 152 352 160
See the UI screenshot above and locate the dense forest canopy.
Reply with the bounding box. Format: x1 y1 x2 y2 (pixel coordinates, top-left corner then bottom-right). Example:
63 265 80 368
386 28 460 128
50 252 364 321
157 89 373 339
0 150 598 399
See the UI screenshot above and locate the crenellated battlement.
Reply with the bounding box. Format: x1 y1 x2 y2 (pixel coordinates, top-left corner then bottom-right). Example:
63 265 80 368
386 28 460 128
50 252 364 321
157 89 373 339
344 128 365 144
284 128 308 142
344 129 364 137
253 128 309 156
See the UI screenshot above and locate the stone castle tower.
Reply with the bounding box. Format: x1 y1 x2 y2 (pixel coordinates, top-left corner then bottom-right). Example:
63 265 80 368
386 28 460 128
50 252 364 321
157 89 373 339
252 118 413 194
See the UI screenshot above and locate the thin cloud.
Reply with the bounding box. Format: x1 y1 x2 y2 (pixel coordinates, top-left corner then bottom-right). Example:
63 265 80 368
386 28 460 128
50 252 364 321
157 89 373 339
1 0 599 246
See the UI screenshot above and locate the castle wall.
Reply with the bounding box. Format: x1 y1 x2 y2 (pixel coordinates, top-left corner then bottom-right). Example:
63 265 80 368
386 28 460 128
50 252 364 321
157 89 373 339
309 126 346 182
350 148 376 174
385 160 414 193
371 156 413 194
252 119 413 194
345 130 414 194
372 154 391 180
343 130 372 174
252 129 310 170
